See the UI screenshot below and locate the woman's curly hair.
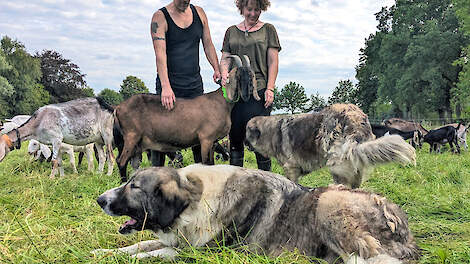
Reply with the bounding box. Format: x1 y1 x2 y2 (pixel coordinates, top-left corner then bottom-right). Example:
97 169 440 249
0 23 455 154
235 0 271 15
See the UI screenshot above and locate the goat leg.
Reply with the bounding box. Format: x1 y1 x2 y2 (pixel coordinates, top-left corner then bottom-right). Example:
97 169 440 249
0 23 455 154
68 149 78 174
106 147 114 176
95 143 106 173
118 135 139 182
200 139 215 165
58 156 65 176
50 159 59 179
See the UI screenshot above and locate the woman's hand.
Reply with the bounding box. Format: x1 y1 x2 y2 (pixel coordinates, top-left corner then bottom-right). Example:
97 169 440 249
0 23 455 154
221 72 229 86
264 88 274 108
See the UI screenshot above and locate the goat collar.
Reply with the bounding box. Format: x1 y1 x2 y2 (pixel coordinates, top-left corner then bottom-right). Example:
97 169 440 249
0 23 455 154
1 134 13 150
221 86 239 103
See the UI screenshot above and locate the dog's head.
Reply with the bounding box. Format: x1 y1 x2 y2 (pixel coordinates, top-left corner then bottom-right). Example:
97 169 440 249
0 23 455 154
245 116 275 156
96 167 202 234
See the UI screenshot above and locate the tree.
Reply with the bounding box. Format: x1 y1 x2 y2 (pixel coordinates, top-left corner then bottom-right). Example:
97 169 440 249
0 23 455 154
355 33 384 116
0 36 45 118
119 76 148 100
35 50 88 103
98 88 123 106
453 0 470 116
273 82 309 114
0 51 14 98
82 86 95 97
20 83 50 115
355 0 468 119
304 92 326 112
328 80 357 105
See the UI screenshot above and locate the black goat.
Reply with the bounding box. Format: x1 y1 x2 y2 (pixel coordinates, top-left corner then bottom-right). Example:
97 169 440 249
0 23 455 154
371 124 422 148
423 124 461 154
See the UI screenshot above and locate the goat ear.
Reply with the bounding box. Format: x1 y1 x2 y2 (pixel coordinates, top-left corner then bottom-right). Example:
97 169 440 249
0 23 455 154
251 71 260 101
41 144 52 160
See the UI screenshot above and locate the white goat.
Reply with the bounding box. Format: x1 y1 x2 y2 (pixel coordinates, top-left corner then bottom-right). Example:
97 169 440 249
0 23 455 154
28 139 95 177
0 98 115 178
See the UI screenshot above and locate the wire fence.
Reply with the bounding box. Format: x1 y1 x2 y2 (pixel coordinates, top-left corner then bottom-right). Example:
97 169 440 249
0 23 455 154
369 117 470 128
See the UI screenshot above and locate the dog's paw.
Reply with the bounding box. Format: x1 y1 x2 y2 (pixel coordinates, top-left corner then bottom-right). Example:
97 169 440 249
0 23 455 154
91 248 114 256
132 252 153 259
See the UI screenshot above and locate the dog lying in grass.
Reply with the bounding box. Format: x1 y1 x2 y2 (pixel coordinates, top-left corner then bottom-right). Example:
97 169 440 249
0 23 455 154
92 164 420 263
245 104 416 188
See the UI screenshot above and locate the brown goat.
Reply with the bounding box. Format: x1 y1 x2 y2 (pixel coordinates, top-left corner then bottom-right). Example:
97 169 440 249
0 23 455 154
114 55 259 182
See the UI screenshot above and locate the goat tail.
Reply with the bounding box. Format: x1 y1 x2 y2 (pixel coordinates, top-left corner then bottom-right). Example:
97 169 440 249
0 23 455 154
328 135 416 188
113 110 124 160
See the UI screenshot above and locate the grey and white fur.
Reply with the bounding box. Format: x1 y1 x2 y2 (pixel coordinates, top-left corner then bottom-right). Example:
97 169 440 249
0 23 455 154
93 164 420 263
245 104 416 188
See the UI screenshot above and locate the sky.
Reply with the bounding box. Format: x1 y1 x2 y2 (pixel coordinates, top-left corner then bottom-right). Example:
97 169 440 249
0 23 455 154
0 0 395 99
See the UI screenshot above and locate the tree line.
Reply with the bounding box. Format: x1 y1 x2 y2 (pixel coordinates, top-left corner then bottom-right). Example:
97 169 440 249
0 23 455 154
2 0 469 119
355 0 470 120
0 36 148 119
274 0 470 119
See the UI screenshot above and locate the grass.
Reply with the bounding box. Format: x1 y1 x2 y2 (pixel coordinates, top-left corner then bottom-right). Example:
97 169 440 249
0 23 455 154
0 143 469 263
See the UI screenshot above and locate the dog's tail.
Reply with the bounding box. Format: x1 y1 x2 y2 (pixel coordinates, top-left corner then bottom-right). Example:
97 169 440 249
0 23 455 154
353 135 416 167
328 135 416 188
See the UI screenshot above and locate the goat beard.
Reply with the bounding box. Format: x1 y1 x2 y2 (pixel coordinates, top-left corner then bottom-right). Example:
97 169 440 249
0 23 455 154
238 68 253 102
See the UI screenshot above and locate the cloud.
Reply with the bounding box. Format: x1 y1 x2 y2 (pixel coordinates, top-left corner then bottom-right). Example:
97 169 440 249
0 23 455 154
0 0 394 96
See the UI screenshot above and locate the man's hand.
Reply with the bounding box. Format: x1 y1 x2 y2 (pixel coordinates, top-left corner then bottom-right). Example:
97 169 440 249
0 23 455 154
213 71 221 84
161 85 175 110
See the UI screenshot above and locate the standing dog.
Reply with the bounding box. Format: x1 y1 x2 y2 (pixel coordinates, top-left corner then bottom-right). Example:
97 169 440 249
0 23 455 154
245 104 416 188
93 164 420 263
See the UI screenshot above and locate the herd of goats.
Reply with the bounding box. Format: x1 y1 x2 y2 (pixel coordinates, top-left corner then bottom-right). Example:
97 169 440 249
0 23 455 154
1 111 465 179
0 58 468 263
0 62 467 183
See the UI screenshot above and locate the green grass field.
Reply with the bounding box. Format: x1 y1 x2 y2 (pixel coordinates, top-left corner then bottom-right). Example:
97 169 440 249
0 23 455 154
1 143 469 263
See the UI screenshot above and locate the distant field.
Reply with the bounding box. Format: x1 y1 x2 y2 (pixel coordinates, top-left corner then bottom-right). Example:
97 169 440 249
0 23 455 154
0 143 469 263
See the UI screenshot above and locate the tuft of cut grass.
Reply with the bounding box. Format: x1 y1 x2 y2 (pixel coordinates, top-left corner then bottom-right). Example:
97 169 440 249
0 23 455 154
0 144 469 263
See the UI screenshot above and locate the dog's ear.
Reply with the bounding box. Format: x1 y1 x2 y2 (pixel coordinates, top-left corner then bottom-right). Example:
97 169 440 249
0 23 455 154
151 169 190 229
249 126 261 140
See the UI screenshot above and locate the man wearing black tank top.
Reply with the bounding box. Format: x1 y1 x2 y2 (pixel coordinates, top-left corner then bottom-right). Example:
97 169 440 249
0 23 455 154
150 0 220 166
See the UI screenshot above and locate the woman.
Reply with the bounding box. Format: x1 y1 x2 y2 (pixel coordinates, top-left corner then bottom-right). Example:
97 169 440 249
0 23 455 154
220 0 281 171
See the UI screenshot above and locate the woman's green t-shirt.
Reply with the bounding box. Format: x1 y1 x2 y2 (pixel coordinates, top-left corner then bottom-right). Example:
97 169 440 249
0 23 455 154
221 23 281 91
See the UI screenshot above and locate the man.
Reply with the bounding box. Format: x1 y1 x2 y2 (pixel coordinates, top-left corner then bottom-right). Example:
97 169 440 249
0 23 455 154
150 0 221 166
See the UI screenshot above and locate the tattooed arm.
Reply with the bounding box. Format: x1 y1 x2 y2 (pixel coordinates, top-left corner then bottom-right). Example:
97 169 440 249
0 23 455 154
150 10 174 110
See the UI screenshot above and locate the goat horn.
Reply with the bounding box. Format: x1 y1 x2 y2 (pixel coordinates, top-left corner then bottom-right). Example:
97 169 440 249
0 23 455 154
228 55 243 67
242 55 251 68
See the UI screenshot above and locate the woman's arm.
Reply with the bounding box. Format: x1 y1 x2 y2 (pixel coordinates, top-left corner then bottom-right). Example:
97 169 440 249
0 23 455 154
220 51 231 86
265 47 279 107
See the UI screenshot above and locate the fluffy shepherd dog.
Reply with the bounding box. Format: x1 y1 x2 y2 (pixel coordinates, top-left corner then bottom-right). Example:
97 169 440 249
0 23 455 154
93 164 420 263
245 104 416 188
